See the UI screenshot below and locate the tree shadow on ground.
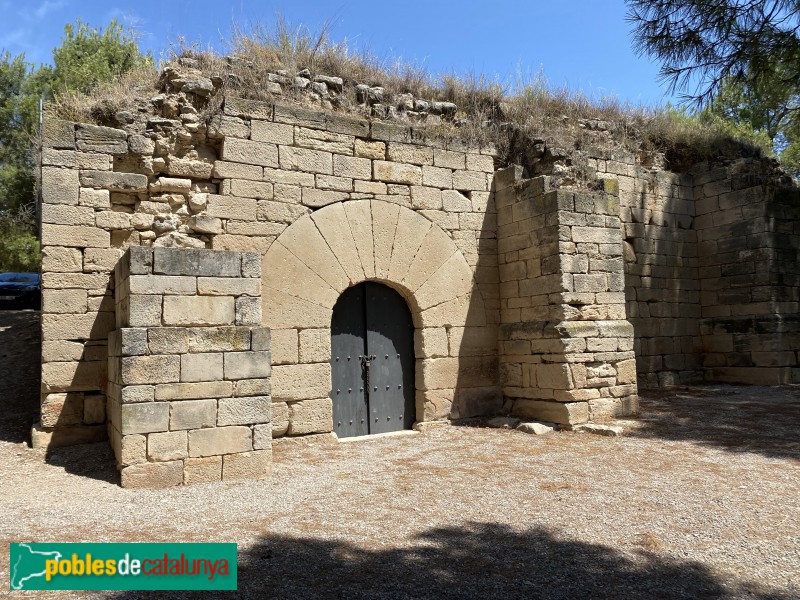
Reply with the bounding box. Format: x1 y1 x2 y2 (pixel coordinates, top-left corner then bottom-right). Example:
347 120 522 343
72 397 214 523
109 522 794 599
630 385 800 461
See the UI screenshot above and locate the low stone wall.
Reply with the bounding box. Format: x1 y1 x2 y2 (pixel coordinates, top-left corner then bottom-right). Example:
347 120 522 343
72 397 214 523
107 247 271 488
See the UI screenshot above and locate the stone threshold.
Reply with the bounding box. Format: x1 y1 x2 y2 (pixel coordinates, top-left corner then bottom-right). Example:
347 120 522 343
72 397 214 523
335 430 420 443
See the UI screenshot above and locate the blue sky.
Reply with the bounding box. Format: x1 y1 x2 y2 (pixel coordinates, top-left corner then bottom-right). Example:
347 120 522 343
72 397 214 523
0 0 674 107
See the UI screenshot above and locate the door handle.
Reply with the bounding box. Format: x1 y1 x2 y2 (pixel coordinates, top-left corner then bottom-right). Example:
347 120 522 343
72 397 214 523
361 355 376 395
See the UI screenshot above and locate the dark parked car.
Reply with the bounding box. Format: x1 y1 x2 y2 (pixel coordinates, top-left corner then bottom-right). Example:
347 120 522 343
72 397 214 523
0 273 41 310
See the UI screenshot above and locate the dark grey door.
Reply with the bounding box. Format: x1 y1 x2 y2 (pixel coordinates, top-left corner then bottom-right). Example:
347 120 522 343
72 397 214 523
331 282 414 438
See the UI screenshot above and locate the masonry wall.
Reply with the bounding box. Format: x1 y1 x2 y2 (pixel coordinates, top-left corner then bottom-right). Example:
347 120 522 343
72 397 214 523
36 94 800 455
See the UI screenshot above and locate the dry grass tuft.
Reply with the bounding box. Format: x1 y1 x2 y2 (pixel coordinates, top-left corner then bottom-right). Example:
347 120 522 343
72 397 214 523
49 16 768 170
635 532 665 552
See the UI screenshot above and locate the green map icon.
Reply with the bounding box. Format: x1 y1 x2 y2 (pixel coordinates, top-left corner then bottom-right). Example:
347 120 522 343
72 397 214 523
9 543 63 590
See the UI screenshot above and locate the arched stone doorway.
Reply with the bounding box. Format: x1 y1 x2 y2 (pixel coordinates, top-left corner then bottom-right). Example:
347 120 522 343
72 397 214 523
331 282 415 438
261 199 487 437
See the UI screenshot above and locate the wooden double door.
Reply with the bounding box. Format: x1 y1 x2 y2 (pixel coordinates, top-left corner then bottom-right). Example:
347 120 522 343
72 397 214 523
330 282 415 438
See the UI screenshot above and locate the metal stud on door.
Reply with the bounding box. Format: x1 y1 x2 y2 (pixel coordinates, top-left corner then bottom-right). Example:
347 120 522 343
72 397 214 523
330 282 414 438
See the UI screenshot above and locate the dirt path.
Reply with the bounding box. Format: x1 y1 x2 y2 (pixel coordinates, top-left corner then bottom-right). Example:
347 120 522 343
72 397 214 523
0 311 798 599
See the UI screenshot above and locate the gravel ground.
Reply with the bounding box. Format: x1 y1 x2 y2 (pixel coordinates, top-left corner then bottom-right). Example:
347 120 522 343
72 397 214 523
0 311 798 599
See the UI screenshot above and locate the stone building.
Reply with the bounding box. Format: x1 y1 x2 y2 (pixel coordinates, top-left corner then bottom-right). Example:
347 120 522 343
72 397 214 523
34 65 800 487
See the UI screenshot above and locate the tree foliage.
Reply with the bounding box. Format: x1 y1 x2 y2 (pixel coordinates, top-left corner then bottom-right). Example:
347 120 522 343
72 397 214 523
627 0 800 177
0 19 150 271
626 0 800 104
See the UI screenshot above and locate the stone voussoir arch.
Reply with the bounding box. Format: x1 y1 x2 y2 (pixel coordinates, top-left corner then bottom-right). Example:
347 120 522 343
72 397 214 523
262 198 485 415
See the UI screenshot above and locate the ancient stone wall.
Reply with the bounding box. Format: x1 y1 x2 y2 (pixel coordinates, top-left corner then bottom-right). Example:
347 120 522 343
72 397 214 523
36 93 800 474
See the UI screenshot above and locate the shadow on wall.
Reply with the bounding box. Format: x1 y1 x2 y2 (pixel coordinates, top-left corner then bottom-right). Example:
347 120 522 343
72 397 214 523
109 522 793 599
621 171 703 390
630 386 800 461
443 170 502 422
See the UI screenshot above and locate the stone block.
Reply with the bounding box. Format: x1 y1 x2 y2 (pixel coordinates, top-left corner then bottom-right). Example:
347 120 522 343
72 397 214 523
41 167 79 205
272 363 331 401
251 120 293 144
224 351 272 380
121 355 180 385
197 277 260 296
224 97 274 120
187 326 252 352
230 179 274 199
234 378 271 397
272 402 289 436
222 450 272 480
615 358 637 385
188 426 252 457
183 456 223 484
155 381 233 401
41 204 95 226
84 248 123 272
128 295 162 327
295 127 353 154
218 396 271 426
42 289 87 314
299 329 331 363
221 138 279 167
152 247 240 277
42 224 110 248
279 146 333 174
42 313 115 341
452 170 487 191
43 118 75 149
119 433 147 466
301 188 349 208
163 296 235 326
30 423 106 450
75 124 127 153
121 385 155 403
120 402 170 435
453 387 503 418
354 139 385 159
148 328 189 354
41 393 84 427
121 461 183 489
271 329 299 364
181 353 224 383
236 297 262 326
433 149 466 169
206 194 258 221
287 398 333 435
513 399 589 425
253 423 273 449
387 143 433 165
251 327 270 351
83 394 106 424
119 328 148 356
147 430 188 461
414 328 449 358
170 399 218 430
79 171 148 192
373 161 422 185
42 246 83 273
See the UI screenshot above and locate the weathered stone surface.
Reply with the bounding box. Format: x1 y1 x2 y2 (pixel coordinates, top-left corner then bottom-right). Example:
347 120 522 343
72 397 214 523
83 394 106 424
183 456 222 484
188 426 252 457
170 399 217 430
236 297 262 326
147 430 188 461
75 124 127 153
42 289 87 314
224 351 271 380
221 138 278 167
279 146 332 174
517 421 556 435
513 399 589 425
206 194 258 221
217 396 271 426
575 423 624 437
223 450 272 480
121 355 180 385
79 171 148 192
121 460 183 489
373 161 423 185
120 402 170 434
181 353 224 382
43 119 75 149
287 398 332 435
155 381 232 401
41 393 84 427
197 277 260 296
163 296 235 326
42 224 110 248
187 326 251 352
272 363 331 401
